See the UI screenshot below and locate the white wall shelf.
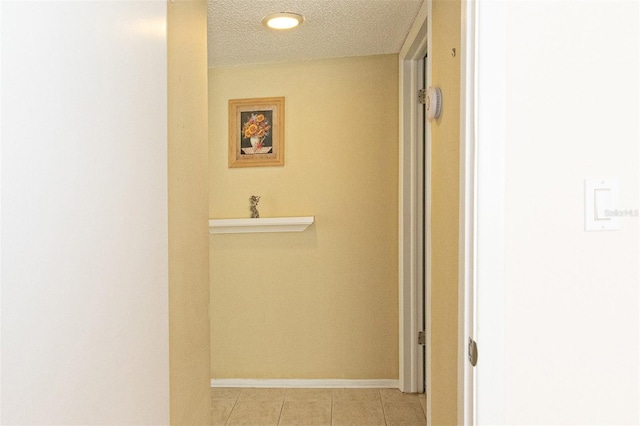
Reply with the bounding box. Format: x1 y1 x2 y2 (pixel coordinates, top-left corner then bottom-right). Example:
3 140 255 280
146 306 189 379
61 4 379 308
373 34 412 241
209 216 314 234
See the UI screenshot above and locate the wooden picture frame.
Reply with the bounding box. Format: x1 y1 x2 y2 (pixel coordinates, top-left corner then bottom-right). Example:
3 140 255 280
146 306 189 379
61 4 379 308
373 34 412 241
229 97 285 168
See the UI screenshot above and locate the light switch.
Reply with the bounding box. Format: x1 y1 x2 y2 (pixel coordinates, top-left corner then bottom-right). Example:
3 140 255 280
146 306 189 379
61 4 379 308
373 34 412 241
594 188 612 221
585 177 620 231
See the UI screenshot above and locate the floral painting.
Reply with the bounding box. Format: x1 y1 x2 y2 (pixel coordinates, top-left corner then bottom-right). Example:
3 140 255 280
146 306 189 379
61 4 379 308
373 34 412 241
229 97 284 168
240 111 272 154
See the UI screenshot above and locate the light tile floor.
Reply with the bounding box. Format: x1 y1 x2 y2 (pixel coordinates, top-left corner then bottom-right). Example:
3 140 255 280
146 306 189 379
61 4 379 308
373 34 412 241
211 387 426 425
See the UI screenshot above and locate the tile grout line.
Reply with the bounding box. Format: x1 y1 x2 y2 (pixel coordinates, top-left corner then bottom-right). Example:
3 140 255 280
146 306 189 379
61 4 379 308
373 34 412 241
276 389 286 426
330 389 334 426
221 391 239 426
379 389 389 426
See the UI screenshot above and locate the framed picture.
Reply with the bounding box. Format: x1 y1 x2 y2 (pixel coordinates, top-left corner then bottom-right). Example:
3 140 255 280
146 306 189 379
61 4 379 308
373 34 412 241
228 97 285 168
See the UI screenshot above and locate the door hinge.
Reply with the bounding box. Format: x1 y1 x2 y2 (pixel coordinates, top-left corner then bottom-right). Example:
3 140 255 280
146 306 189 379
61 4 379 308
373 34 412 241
468 337 478 367
418 331 426 345
418 89 426 104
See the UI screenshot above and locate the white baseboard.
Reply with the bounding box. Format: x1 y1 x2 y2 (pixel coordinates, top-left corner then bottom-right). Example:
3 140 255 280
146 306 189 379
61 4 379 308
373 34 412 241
210 379 400 389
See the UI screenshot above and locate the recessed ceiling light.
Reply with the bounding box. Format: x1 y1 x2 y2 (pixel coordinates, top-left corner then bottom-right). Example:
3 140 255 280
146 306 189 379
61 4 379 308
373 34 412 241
262 12 304 30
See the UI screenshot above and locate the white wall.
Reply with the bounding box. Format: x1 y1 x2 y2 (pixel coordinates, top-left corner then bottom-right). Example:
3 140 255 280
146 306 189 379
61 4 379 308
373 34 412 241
476 0 639 424
1 2 170 424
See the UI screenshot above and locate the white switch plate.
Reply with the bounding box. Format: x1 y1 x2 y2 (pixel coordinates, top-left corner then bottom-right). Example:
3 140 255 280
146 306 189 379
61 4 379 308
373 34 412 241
585 177 620 231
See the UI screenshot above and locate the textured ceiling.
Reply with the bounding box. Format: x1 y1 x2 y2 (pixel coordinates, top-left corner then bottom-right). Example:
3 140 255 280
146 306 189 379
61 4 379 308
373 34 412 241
207 0 424 67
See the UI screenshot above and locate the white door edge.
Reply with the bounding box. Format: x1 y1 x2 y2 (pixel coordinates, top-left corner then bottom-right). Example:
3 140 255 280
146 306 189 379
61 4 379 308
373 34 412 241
473 1 508 424
458 0 477 424
398 0 430 410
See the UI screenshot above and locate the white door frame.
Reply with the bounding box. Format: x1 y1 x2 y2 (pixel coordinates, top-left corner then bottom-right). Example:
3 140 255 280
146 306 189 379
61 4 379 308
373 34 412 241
398 0 430 406
458 0 477 424
467 0 508 423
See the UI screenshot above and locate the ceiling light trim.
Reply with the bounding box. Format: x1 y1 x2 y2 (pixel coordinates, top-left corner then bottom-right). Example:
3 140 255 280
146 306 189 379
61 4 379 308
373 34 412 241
262 12 305 30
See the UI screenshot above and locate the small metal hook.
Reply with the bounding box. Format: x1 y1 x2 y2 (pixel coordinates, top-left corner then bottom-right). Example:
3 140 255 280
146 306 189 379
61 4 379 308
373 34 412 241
451 48 457 57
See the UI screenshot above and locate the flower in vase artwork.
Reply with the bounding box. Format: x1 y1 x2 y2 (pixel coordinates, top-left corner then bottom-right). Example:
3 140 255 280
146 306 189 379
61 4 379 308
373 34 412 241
241 111 273 154
228 97 284 168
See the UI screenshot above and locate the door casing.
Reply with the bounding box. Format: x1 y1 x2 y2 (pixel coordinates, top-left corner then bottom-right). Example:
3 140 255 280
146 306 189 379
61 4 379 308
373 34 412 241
398 0 431 415
458 0 477 424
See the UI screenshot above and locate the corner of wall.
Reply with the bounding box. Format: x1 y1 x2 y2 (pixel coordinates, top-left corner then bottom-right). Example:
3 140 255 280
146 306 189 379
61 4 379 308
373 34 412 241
168 0 211 424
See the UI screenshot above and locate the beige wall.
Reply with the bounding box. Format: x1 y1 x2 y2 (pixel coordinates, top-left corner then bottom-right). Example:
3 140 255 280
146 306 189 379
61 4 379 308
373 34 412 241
168 1 211 424
430 0 461 424
209 55 399 380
